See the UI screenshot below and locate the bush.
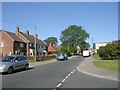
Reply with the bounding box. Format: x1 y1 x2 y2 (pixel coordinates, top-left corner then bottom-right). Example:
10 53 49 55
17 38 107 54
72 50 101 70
66 51 71 57
98 40 120 60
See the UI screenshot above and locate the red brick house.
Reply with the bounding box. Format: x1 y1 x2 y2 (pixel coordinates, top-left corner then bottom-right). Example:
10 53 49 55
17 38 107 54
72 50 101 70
48 43 59 53
0 30 26 56
16 27 47 56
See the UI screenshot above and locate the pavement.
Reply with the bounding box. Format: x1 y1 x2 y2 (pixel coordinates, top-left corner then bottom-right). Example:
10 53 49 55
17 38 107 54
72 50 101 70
77 56 120 82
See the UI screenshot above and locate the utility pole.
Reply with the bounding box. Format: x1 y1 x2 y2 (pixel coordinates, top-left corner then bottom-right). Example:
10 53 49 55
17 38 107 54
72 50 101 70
34 26 37 61
68 42 69 52
92 37 94 49
0 30 2 57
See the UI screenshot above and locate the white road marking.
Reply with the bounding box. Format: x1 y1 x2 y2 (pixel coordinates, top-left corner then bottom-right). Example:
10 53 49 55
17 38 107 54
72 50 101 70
68 73 71 76
73 70 75 72
56 83 62 88
62 79 66 83
56 69 76 88
65 76 69 79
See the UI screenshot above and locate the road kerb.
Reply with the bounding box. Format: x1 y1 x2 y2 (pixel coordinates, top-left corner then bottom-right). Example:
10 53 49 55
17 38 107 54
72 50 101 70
77 66 119 82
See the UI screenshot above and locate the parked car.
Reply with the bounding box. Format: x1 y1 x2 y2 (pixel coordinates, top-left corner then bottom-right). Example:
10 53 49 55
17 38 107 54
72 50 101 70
0 55 29 74
57 53 68 61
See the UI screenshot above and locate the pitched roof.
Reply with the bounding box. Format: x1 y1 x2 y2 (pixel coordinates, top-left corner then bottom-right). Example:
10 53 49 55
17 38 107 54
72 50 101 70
48 45 58 52
20 32 47 46
2 30 25 43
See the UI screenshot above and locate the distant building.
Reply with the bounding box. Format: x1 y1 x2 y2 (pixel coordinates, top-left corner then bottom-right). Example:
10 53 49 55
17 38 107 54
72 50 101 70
93 42 110 52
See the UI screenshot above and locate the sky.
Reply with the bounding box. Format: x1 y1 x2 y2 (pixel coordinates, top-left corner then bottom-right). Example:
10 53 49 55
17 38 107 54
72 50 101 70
1 2 118 47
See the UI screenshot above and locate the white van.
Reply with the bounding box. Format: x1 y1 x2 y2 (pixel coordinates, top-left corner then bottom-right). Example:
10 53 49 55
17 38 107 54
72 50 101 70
83 50 90 57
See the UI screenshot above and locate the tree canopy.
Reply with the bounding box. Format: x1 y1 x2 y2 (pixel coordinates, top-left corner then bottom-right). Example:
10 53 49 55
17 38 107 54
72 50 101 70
60 25 90 53
44 37 58 46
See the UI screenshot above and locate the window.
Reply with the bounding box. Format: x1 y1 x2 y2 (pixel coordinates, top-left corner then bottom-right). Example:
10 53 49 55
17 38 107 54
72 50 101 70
15 57 20 61
20 43 24 47
29 43 32 47
20 56 27 61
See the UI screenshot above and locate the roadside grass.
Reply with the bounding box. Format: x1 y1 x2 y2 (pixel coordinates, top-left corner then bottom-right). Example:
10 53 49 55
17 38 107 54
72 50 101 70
93 54 119 72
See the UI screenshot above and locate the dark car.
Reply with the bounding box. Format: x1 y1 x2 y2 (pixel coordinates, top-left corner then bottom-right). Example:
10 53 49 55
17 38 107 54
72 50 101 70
0 55 29 74
57 53 68 61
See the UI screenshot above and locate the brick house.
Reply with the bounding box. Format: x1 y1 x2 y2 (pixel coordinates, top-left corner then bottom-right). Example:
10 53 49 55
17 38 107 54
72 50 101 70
16 27 47 56
0 30 26 56
48 43 58 54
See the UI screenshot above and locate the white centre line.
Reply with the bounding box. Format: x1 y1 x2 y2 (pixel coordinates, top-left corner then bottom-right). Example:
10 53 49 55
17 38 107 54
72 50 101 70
73 70 75 72
68 73 71 76
56 69 75 88
62 79 66 83
56 83 62 88
65 76 69 79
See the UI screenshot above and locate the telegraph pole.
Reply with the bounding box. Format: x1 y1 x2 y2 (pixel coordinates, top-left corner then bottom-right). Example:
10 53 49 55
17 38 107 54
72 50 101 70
92 37 94 49
34 26 37 61
68 42 69 52
0 30 2 57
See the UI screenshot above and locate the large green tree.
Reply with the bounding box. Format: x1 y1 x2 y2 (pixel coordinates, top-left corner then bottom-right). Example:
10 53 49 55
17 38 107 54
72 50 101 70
60 25 90 53
44 37 58 45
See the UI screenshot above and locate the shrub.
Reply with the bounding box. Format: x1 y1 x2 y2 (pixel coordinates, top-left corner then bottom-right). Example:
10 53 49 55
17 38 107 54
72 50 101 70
98 40 120 60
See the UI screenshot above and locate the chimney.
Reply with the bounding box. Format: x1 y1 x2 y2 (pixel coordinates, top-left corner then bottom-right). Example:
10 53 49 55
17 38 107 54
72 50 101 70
25 30 29 35
16 26 19 36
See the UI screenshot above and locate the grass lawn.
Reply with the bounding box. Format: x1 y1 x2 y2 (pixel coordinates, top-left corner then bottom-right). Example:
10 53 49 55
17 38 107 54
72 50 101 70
93 54 119 72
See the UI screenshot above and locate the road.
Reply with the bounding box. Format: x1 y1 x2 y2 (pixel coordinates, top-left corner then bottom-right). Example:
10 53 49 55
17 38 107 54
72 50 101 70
2 56 118 89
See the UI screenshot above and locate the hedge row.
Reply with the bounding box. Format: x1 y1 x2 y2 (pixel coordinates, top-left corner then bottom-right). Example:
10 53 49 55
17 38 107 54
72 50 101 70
28 55 56 61
36 55 56 61
98 40 120 60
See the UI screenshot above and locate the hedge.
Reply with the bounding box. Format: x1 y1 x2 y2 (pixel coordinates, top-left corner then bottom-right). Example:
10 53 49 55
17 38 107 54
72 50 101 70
98 40 120 60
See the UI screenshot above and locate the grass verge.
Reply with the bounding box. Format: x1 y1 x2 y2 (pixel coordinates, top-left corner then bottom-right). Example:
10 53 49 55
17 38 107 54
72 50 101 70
93 54 119 72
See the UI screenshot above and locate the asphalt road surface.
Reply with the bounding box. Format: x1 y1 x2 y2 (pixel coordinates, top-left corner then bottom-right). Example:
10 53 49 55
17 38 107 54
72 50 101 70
2 56 118 89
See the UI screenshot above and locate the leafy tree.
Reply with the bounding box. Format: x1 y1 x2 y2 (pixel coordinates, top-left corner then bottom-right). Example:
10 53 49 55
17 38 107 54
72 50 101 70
60 25 90 53
44 37 58 45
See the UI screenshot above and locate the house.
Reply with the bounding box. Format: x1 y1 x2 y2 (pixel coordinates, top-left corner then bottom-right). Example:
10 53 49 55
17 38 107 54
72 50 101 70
16 27 47 56
93 42 110 52
0 30 26 56
48 43 59 54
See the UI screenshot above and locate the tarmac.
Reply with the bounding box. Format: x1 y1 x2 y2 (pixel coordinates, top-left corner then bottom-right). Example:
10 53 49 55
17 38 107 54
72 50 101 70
29 55 119 82
29 56 76 67
77 56 119 82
